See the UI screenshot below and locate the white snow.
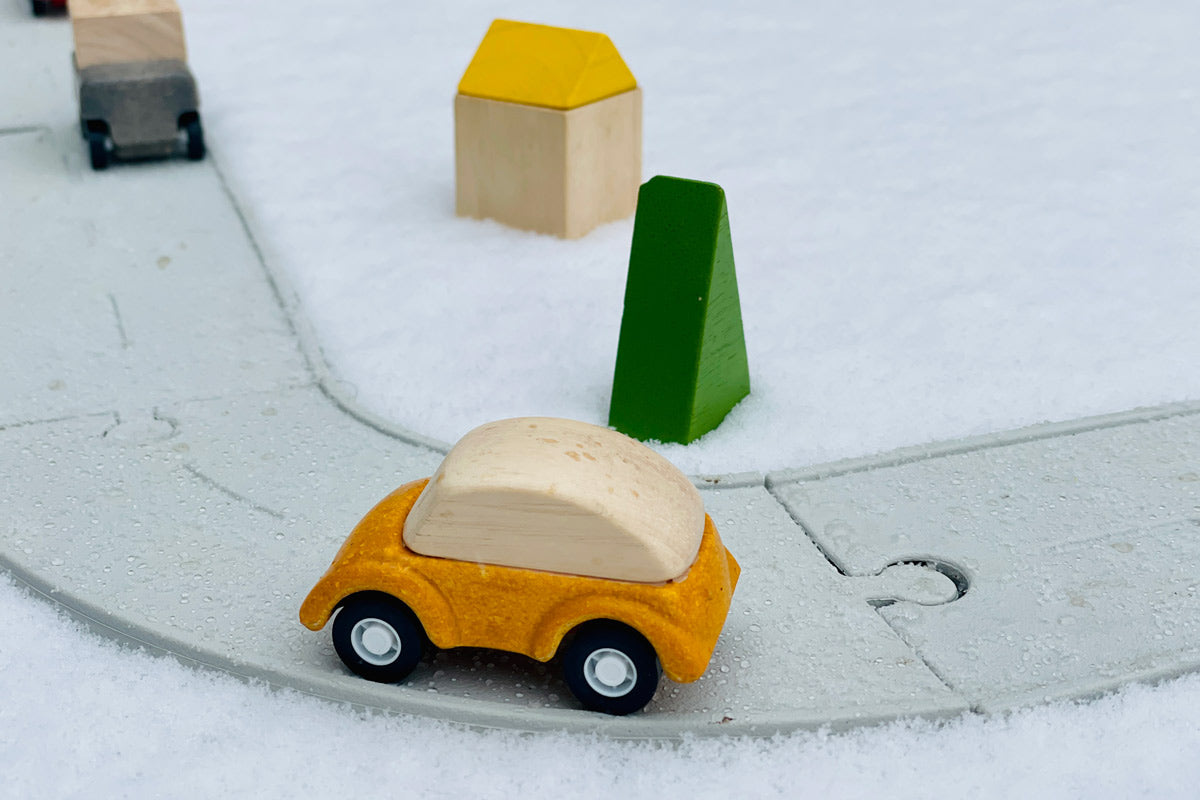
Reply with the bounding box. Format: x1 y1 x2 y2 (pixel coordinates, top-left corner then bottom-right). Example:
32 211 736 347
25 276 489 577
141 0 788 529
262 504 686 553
4 573 1199 798
190 0 1200 475
5 0 1200 796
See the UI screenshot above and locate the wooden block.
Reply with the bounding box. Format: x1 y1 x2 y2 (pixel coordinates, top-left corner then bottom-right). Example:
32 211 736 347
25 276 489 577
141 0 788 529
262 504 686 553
609 176 751 443
455 87 641 238
565 88 642 238
403 417 705 583
71 0 187 69
458 19 637 110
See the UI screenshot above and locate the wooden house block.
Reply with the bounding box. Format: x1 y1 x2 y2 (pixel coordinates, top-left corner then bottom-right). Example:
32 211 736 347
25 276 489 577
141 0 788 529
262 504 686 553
454 20 642 239
455 88 641 239
71 0 187 70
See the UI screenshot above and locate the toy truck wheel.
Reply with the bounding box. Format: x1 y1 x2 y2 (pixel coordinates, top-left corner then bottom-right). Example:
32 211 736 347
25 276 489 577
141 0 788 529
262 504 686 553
31 0 49 16
87 132 110 171
561 620 661 715
182 116 205 161
331 593 424 683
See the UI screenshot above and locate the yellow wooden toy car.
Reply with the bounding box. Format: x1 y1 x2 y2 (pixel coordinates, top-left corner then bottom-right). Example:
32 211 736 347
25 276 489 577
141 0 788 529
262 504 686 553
299 417 740 715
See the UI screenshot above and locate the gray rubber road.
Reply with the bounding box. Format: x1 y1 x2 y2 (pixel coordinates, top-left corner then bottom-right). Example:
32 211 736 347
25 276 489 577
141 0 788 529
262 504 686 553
3 4 1198 738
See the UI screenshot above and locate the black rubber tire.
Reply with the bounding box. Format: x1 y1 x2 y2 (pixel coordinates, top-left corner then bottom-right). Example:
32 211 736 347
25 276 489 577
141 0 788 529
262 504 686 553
561 620 661 715
184 117 205 161
31 0 50 17
87 132 110 171
331 593 424 683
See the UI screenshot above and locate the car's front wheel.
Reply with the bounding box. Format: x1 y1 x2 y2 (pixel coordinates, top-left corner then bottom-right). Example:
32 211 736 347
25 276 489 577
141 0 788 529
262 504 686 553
561 620 661 715
331 593 424 683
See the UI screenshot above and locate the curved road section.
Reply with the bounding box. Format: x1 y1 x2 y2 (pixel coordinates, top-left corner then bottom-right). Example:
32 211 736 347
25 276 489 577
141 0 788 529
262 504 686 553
3 9 1198 738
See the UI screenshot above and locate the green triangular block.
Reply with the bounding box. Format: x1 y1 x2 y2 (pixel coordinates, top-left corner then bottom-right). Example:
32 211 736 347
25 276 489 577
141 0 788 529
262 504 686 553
608 175 751 443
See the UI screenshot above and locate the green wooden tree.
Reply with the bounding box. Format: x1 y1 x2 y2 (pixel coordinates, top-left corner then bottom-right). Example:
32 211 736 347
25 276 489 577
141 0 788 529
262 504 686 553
609 176 750 443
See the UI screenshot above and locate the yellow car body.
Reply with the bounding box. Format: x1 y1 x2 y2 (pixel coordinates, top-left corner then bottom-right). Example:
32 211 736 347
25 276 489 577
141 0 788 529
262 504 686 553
299 478 741 684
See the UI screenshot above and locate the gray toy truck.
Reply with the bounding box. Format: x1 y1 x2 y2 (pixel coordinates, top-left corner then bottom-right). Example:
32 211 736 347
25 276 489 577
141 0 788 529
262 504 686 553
72 0 203 171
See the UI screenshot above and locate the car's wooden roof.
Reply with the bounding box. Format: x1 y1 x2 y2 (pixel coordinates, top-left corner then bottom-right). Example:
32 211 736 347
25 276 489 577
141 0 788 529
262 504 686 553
403 417 705 582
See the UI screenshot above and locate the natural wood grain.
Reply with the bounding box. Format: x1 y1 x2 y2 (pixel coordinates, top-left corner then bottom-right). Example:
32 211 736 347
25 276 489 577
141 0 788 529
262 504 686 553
71 0 186 69
403 417 705 583
455 87 641 238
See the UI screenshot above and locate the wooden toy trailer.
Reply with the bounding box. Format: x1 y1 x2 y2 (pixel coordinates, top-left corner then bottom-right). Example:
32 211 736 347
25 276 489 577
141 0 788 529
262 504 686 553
71 0 204 170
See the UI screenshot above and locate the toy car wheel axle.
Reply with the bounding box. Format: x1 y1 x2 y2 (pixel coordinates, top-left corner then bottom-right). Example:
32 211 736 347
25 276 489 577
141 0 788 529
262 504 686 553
583 648 638 697
350 617 403 666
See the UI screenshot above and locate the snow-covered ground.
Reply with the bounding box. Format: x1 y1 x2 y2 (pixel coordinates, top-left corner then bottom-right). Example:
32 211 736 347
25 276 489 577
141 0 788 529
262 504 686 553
192 0 1200 475
3 573 1199 798
6 0 1200 796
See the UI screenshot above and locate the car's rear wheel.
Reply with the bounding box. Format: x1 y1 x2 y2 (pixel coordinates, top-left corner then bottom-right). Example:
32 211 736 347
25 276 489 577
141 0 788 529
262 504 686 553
182 115 205 161
561 620 661 715
331 593 424 683
87 131 110 171
31 0 50 16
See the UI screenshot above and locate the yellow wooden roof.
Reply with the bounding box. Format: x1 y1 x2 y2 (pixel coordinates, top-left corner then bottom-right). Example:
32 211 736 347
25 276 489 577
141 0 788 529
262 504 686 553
457 20 637 110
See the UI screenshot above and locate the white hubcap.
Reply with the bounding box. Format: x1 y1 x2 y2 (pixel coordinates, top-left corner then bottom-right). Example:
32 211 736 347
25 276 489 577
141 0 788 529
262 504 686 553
351 617 401 666
583 648 637 697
